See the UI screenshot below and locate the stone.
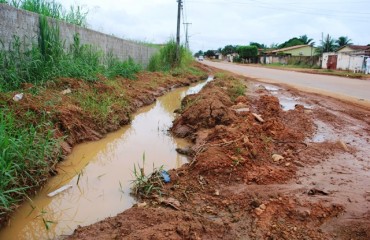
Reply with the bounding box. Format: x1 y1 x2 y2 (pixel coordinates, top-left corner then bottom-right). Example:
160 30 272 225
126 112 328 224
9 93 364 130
272 154 284 162
255 207 264 216
259 204 266 210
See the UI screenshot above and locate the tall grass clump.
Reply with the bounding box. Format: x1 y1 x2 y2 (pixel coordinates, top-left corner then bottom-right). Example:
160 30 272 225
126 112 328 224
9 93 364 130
0 15 64 91
148 39 193 72
105 53 142 80
0 108 59 213
5 0 88 27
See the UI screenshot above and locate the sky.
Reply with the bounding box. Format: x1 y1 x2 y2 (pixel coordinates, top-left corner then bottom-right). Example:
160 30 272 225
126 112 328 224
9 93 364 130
61 0 370 53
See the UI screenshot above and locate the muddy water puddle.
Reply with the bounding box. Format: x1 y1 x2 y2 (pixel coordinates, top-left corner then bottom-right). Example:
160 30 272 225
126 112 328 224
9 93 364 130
255 83 312 110
0 77 213 240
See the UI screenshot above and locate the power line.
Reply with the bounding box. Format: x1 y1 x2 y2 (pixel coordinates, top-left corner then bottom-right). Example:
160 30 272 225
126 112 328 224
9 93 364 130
186 0 370 21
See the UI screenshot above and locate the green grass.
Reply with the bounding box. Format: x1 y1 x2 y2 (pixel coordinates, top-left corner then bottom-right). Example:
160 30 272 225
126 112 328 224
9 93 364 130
0 21 144 92
0 108 59 213
5 0 88 27
131 153 164 197
148 39 193 72
228 80 246 101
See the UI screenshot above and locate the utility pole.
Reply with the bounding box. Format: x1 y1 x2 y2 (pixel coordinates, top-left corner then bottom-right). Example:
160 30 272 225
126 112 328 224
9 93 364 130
183 22 192 50
176 0 182 64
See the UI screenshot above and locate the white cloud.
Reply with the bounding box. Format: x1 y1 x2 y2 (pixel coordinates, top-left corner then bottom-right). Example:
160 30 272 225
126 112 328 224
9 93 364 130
61 0 370 52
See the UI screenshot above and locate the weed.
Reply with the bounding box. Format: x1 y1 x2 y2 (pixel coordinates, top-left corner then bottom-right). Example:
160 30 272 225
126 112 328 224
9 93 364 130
228 81 246 101
131 153 165 198
148 38 193 72
5 0 88 27
0 107 59 213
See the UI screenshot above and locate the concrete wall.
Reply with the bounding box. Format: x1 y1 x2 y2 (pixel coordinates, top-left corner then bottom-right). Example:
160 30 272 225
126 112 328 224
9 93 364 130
0 4 158 66
322 52 366 72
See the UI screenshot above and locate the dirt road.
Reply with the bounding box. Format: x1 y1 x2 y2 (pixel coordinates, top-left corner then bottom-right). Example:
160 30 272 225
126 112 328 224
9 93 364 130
202 60 370 103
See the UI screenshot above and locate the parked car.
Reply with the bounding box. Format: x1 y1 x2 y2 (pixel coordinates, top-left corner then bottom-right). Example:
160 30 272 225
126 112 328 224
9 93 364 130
198 56 204 61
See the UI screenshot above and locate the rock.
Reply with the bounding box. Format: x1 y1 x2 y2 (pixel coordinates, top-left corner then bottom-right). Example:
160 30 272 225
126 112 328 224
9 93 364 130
61 88 72 95
214 189 220 196
293 161 305 167
176 147 193 156
255 207 264 216
252 113 265 123
233 108 250 113
136 202 147 208
259 204 266 210
285 163 291 167
272 154 284 162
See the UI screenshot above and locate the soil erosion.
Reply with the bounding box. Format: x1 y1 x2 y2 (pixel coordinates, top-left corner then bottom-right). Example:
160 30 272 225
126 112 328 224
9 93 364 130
69 69 370 240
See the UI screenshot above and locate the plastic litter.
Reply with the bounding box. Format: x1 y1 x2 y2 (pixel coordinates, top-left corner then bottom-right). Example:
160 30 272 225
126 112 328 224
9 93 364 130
47 184 73 197
160 170 171 183
13 93 24 102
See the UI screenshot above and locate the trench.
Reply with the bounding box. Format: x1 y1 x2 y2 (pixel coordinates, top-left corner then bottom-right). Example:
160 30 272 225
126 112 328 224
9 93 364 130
0 77 213 240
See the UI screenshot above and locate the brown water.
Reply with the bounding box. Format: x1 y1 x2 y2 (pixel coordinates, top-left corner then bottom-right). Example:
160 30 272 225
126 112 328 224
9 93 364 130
0 78 212 240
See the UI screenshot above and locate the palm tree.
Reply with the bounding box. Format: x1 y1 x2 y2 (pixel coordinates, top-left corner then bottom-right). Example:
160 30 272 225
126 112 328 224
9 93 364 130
317 34 336 54
298 35 314 45
336 36 352 47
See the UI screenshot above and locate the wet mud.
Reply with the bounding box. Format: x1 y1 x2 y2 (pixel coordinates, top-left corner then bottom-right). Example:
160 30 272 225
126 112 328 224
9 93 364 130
26 70 370 239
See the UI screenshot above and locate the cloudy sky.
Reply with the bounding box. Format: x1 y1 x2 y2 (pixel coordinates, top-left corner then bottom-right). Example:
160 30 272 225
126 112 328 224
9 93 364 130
61 0 370 52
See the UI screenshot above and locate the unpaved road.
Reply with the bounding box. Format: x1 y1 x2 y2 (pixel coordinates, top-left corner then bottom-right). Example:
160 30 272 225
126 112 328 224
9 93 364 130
202 60 370 103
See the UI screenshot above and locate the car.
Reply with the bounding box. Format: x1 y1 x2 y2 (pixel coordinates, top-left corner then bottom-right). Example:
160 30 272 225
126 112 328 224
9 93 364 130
198 56 204 61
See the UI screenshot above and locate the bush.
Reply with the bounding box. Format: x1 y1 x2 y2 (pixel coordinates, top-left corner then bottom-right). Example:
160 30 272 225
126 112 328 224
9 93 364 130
148 39 193 72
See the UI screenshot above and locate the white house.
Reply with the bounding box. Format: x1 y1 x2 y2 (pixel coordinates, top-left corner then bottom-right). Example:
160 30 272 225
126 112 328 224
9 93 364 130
321 45 370 72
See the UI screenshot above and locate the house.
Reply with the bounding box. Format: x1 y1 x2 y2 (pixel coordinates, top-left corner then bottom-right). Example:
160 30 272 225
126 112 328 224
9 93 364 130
268 45 316 57
260 45 317 64
337 45 370 55
321 45 370 72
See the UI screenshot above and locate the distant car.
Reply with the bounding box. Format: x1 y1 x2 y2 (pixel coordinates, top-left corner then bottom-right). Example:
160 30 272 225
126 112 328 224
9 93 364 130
198 56 204 61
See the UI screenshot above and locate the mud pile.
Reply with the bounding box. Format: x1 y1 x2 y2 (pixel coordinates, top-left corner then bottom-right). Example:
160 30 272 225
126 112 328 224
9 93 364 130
69 73 368 240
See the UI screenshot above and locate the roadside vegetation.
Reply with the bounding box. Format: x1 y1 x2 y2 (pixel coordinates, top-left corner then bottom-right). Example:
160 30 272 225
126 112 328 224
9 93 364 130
0 0 202 228
148 38 203 77
0 0 88 27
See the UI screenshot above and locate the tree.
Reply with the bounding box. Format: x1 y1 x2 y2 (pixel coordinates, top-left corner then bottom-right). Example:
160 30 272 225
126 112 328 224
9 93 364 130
278 37 304 49
194 50 203 58
237 45 258 62
204 50 216 58
317 34 336 53
221 45 237 55
336 36 352 47
298 35 314 45
250 42 267 49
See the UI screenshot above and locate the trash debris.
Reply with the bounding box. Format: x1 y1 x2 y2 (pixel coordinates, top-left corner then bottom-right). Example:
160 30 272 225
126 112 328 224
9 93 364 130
61 88 72 95
13 93 24 102
252 113 265 123
47 184 73 197
160 170 171 183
